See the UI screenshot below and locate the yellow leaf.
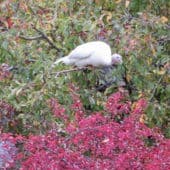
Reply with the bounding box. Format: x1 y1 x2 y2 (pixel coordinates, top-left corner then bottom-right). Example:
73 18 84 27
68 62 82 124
115 0 122 4
138 92 144 98
151 47 156 56
106 12 112 23
131 103 136 110
94 0 103 5
16 88 23 96
150 43 156 56
125 0 130 8
139 114 147 123
153 70 166 75
158 70 166 75
33 121 40 127
126 74 131 82
101 11 112 23
160 16 168 24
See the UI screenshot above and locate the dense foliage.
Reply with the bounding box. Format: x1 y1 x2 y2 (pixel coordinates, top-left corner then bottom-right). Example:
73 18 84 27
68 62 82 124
1 92 170 169
0 0 169 169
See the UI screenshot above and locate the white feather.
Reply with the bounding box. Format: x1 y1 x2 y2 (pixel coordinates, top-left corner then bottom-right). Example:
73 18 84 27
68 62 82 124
53 41 122 68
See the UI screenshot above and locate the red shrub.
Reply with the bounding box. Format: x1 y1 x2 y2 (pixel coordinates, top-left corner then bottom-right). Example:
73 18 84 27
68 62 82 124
1 92 170 169
106 91 131 117
48 98 68 122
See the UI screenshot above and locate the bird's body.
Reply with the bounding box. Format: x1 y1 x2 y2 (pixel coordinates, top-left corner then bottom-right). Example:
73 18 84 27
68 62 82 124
53 41 122 68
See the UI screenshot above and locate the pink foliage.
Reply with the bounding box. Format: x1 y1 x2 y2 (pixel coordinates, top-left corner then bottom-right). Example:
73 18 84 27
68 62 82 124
106 92 131 116
69 83 85 122
1 92 170 169
48 98 68 121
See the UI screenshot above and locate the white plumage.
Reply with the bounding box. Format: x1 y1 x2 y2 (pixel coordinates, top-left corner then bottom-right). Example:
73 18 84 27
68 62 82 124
53 41 122 68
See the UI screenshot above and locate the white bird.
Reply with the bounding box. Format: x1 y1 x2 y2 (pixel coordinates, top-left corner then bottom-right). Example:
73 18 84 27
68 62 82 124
53 41 122 68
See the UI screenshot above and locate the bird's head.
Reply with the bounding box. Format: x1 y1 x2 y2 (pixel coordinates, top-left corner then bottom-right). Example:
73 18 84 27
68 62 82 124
111 54 123 65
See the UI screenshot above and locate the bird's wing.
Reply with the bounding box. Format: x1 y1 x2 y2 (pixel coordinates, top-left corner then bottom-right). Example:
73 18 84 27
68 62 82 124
68 43 94 60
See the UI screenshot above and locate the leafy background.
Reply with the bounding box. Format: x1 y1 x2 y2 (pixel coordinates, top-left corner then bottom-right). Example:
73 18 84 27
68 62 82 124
0 0 169 137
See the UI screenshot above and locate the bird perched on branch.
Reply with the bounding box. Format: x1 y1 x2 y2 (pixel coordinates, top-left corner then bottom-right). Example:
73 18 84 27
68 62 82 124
53 41 123 68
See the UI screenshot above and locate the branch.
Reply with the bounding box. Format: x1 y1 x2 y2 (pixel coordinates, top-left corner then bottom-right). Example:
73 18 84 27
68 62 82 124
19 35 42 40
31 25 61 52
149 70 167 102
122 64 134 95
95 77 117 92
52 67 88 77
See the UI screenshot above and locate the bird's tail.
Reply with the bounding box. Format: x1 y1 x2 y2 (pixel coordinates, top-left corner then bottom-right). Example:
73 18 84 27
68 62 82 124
52 56 70 67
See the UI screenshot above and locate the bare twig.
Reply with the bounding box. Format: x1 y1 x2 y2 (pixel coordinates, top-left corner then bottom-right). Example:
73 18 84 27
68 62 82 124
31 25 60 52
95 78 117 91
19 35 42 40
149 70 167 102
122 64 134 95
52 67 88 77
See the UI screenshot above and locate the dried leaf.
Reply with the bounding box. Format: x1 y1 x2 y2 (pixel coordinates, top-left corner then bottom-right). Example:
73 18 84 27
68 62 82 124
106 12 112 23
139 114 147 123
160 16 168 24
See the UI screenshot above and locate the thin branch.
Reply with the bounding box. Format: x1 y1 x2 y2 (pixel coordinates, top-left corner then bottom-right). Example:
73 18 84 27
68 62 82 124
149 71 167 102
19 35 42 40
31 25 60 52
95 78 117 91
6 66 18 71
122 64 133 95
52 67 88 77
